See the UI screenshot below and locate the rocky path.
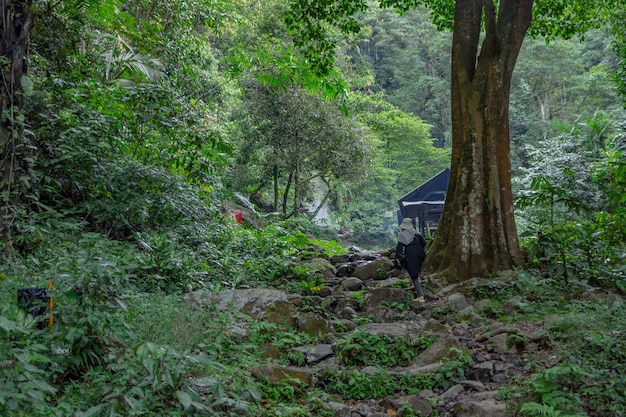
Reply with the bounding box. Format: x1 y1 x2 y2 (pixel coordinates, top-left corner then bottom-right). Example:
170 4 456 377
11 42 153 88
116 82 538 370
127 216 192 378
183 247 555 417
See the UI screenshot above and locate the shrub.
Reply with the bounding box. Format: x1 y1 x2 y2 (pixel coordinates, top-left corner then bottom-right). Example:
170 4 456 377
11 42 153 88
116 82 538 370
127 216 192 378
318 369 435 400
335 330 432 367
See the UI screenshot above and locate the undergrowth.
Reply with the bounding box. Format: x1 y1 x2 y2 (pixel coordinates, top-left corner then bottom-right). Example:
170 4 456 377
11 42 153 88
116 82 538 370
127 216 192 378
2 171 624 416
497 276 626 417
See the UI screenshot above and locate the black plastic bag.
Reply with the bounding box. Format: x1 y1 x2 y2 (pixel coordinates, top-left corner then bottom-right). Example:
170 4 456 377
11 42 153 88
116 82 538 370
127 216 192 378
17 288 48 329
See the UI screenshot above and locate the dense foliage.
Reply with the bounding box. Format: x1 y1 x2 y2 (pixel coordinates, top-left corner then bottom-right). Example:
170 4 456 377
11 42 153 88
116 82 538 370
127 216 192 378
0 0 625 415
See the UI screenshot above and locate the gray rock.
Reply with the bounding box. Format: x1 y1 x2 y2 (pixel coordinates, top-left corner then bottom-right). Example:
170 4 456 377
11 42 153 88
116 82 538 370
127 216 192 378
323 401 350 417
365 276 404 289
335 263 355 277
412 334 469 367
474 361 494 371
297 315 333 338
330 254 352 264
393 395 433 417
250 364 314 386
494 362 509 372
338 306 358 320
341 277 364 291
292 344 334 364
335 297 360 312
392 363 443 376
361 366 380 375
363 305 412 323
442 278 481 298
447 293 469 311
265 301 298 327
451 399 506 417
440 384 465 399
488 333 519 354
470 390 500 400
438 283 460 295
351 402 375 416
319 286 333 297
474 299 492 312
458 305 477 317
353 258 393 281
351 251 378 261
423 319 449 333
491 373 507 383
332 319 357 332
182 288 289 319
419 389 436 399
460 380 486 391
364 287 408 310
358 322 422 338
300 257 337 280
323 277 342 287
502 295 524 315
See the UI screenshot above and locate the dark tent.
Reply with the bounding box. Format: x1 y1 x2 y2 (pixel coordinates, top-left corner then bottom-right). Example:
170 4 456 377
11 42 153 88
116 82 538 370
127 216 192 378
397 168 449 236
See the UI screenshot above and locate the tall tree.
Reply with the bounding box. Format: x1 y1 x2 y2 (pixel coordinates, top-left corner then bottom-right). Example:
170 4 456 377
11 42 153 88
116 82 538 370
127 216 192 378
351 92 449 193
354 7 452 147
509 33 624 169
613 7 626 104
235 77 370 218
286 0 624 282
0 0 34 251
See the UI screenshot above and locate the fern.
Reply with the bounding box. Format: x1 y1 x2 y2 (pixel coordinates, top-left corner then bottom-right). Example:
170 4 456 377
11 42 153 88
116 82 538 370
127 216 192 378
520 401 588 417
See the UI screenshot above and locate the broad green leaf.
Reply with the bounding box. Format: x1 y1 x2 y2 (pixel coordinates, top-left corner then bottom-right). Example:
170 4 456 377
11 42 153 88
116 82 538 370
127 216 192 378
176 390 193 409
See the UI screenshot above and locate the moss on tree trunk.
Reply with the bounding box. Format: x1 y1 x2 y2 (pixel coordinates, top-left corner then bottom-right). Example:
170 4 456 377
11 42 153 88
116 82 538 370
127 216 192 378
423 0 530 283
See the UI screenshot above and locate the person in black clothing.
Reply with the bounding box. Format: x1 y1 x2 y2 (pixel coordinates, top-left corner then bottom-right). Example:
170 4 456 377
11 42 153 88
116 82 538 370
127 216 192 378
396 217 426 302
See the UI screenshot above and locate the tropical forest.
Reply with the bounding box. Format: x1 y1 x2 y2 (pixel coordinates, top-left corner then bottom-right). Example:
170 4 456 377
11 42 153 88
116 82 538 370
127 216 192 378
1 0 625 416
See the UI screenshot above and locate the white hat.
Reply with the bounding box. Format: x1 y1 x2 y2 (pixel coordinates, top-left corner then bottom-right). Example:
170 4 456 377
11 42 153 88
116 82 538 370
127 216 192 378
400 218 414 230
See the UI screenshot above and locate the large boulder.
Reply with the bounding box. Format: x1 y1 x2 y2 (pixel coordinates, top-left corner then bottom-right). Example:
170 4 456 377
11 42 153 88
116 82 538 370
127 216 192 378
182 289 294 322
291 344 334 364
300 258 337 280
412 334 470 367
297 315 334 338
364 287 409 310
339 276 364 291
452 398 506 417
353 258 393 281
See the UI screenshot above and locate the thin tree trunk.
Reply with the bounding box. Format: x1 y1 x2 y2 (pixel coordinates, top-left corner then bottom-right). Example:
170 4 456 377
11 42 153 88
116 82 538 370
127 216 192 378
293 159 301 217
282 171 293 218
424 0 530 282
273 164 279 213
1 0 34 251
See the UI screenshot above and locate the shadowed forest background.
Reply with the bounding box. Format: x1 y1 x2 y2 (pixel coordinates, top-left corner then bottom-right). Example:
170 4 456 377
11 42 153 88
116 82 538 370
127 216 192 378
0 0 625 416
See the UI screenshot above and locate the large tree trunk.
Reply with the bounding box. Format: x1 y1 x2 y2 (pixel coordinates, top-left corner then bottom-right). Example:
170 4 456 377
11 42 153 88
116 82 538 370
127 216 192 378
423 0 532 283
1 0 34 251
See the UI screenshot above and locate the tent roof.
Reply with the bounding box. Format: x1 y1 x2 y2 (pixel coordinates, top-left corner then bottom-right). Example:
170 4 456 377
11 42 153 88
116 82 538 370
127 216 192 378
397 168 450 206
